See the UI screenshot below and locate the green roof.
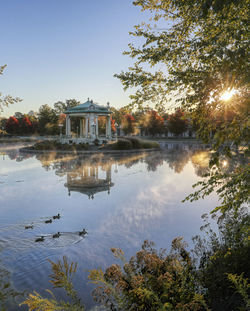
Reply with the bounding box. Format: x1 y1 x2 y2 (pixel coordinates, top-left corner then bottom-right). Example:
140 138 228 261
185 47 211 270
64 100 111 114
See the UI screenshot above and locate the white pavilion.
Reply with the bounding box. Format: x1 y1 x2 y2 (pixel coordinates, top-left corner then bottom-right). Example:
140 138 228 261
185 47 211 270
61 99 113 144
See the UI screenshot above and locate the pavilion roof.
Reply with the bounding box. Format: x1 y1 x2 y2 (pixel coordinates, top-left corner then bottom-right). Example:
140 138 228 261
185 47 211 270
64 99 112 115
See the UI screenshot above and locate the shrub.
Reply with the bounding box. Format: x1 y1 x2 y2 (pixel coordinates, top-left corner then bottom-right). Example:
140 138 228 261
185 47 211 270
125 137 142 149
193 209 250 311
89 240 208 311
32 141 89 151
112 138 133 150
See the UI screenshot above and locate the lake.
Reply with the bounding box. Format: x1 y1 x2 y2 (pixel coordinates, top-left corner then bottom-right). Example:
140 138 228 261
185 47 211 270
0 142 219 310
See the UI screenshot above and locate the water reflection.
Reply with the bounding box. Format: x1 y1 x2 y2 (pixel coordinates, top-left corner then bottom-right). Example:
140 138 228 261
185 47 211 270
0 142 247 310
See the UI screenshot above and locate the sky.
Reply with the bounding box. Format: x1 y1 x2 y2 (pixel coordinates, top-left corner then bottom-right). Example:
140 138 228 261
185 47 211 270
0 0 152 117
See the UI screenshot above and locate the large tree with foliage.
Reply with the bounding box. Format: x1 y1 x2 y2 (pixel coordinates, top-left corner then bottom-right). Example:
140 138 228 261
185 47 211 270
140 110 165 136
122 114 135 135
167 109 188 136
5 116 20 134
115 0 249 213
53 99 80 115
38 104 59 135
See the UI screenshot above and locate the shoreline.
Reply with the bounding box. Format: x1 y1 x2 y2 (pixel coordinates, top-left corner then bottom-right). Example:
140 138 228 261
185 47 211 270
19 147 161 155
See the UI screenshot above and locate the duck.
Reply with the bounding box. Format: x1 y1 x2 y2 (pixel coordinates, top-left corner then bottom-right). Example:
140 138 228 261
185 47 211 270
35 236 45 242
25 225 34 229
53 214 60 219
52 232 61 238
45 219 52 224
79 228 87 236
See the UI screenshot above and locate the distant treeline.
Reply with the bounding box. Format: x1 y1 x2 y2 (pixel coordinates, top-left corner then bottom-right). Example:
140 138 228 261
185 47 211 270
0 99 191 136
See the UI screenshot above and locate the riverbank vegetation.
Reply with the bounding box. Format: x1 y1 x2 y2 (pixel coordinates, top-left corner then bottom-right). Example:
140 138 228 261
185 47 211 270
25 137 160 152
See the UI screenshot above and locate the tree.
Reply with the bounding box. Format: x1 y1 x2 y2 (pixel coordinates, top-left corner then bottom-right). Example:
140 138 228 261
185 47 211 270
167 109 188 136
38 105 59 135
122 114 135 135
20 116 32 134
53 99 80 114
5 116 19 134
145 110 165 136
111 107 131 126
115 0 249 214
0 65 21 113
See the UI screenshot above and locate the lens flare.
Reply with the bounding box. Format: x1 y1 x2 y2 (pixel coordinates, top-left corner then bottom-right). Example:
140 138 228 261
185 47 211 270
220 89 236 101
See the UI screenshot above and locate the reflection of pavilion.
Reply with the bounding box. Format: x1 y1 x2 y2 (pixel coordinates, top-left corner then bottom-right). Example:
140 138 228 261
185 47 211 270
64 162 114 199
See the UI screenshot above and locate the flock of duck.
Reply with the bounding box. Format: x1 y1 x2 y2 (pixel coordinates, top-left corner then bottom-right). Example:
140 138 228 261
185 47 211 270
24 214 87 242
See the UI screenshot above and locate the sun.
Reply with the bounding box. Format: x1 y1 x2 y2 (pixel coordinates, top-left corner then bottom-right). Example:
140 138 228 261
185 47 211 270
220 89 236 101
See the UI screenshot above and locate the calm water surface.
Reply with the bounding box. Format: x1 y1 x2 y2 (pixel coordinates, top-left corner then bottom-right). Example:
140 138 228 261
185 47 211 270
0 142 218 310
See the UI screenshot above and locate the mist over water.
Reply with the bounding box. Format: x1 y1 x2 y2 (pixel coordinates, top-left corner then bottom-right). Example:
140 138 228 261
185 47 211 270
0 142 221 310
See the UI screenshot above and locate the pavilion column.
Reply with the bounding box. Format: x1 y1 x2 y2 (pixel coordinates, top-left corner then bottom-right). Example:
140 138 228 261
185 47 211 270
108 115 111 137
79 118 82 137
85 116 89 138
109 116 112 137
96 117 99 137
81 118 85 137
66 115 71 137
106 116 111 138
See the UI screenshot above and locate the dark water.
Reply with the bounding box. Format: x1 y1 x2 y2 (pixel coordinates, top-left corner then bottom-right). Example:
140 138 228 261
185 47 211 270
0 142 218 310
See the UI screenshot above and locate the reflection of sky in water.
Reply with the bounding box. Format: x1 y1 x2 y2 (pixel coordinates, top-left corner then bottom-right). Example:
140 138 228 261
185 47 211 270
0 143 219 310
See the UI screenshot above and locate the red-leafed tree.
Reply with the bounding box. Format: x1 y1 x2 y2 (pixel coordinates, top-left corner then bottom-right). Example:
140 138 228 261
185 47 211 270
20 116 32 134
167 109 188 136
5 116 20 134
110 115 116 133
146 110 164 136
122 114 135 135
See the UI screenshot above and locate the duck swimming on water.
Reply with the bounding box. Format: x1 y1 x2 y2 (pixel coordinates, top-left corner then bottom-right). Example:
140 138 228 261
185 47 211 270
25 225 34 229
79 229 87 236
35 236 45 242
52 232 61 238
53 214 60 219
45 219 52 224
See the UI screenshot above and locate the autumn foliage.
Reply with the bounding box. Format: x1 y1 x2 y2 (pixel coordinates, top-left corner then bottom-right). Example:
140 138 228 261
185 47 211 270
122 114 135 135
5 116 19 134
167 109 188 136
5 115 38 135
89 240 207 311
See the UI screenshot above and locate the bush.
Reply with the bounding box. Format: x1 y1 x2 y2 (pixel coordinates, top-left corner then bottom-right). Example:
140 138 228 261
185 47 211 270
89 240 207 311
112 138 133 150
193 209 250 311
32 141 89 151
125 137 142 149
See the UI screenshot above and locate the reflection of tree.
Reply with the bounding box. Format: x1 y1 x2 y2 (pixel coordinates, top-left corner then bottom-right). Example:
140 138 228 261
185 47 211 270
0 146 33 162
144 152 164 172
164 146 190 173
14 144 246 183
191 151 211 177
